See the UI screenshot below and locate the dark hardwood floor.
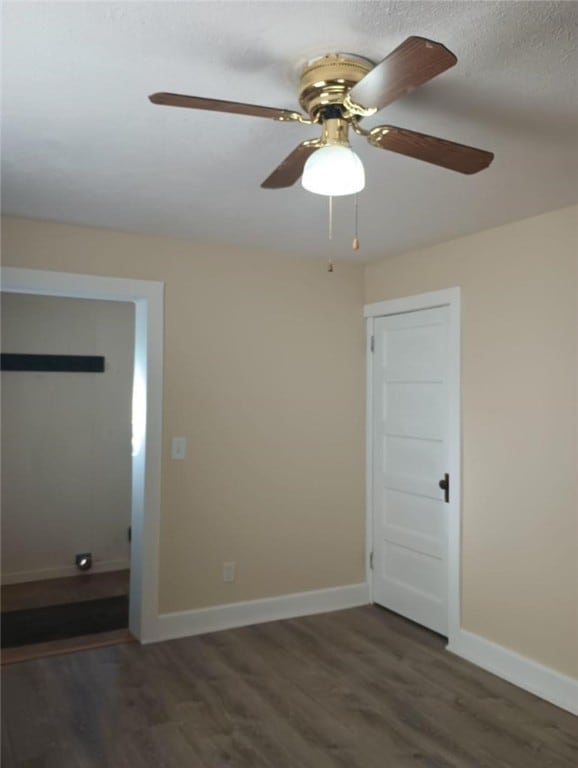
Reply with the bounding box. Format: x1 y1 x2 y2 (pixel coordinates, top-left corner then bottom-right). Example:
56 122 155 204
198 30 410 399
2 605 576 767
1 628 134 666
1 570 130 612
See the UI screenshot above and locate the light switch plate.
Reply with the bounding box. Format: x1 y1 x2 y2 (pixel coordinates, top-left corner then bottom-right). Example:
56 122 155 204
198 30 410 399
171 436 187 460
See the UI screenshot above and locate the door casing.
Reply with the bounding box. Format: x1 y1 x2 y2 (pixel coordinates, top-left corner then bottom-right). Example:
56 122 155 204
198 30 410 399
1 267 164 643
365 287 461 647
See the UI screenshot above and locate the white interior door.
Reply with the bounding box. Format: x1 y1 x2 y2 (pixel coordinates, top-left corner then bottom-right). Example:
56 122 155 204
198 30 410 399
371 306 450 635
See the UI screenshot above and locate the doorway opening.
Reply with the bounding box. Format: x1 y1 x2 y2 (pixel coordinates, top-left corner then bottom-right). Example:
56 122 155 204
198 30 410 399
1 293 134 655
0 268 163 657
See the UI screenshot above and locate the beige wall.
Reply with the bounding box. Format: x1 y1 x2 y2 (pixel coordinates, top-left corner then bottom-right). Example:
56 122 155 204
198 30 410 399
365 205 578 678
3 207 575 680
1 294 134 581
1 217 366 613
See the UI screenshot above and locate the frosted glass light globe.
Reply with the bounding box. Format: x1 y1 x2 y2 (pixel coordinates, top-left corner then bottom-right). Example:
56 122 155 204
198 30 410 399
302 144 365 196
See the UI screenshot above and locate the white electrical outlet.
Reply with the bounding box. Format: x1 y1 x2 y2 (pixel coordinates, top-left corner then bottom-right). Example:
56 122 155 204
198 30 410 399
171 436 187 460
223 561 236 582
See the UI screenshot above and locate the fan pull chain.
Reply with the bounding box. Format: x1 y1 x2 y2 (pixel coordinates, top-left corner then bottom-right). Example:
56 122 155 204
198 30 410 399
352 194 360 251
327 195 334 272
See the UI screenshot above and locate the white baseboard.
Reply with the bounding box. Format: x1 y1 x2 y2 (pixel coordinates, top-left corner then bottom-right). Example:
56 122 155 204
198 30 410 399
448 629 578 716
1 559 130 585
156 588 577 717
156 582 370 643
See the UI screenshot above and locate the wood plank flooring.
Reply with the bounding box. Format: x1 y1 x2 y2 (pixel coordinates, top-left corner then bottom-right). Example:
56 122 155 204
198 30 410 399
1 570 130 612
2 605 577 767
1 629 134 665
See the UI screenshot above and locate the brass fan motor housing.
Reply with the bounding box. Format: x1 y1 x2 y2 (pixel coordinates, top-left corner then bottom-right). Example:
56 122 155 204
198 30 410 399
298 54 373 121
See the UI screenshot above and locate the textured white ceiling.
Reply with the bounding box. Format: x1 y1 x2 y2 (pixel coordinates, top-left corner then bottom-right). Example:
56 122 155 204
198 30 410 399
2 1 577 262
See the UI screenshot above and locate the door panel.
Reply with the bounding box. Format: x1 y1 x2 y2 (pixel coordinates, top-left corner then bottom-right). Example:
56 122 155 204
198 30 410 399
385 435 443 481
372 306 449 635
384 489 442 541
384 542 444 596
384 381 444 438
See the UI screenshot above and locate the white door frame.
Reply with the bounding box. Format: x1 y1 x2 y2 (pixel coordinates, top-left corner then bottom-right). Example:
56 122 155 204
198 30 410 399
1 267 164 643
365 287 461 645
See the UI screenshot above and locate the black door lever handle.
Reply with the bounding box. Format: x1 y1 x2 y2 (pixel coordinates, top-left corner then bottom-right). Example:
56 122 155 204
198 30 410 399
439 473 449 503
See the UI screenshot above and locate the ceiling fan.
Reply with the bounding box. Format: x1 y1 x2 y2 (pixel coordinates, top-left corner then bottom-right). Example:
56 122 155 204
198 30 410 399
149 36 494 195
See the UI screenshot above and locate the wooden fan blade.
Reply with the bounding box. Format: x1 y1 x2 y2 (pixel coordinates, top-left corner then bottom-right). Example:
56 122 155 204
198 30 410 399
261 141 321 189
149 92 303 121
368 125 494 174
348 37 457 113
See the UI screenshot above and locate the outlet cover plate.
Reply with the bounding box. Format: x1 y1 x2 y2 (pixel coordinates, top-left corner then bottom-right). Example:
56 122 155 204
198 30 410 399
223 561 236 582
